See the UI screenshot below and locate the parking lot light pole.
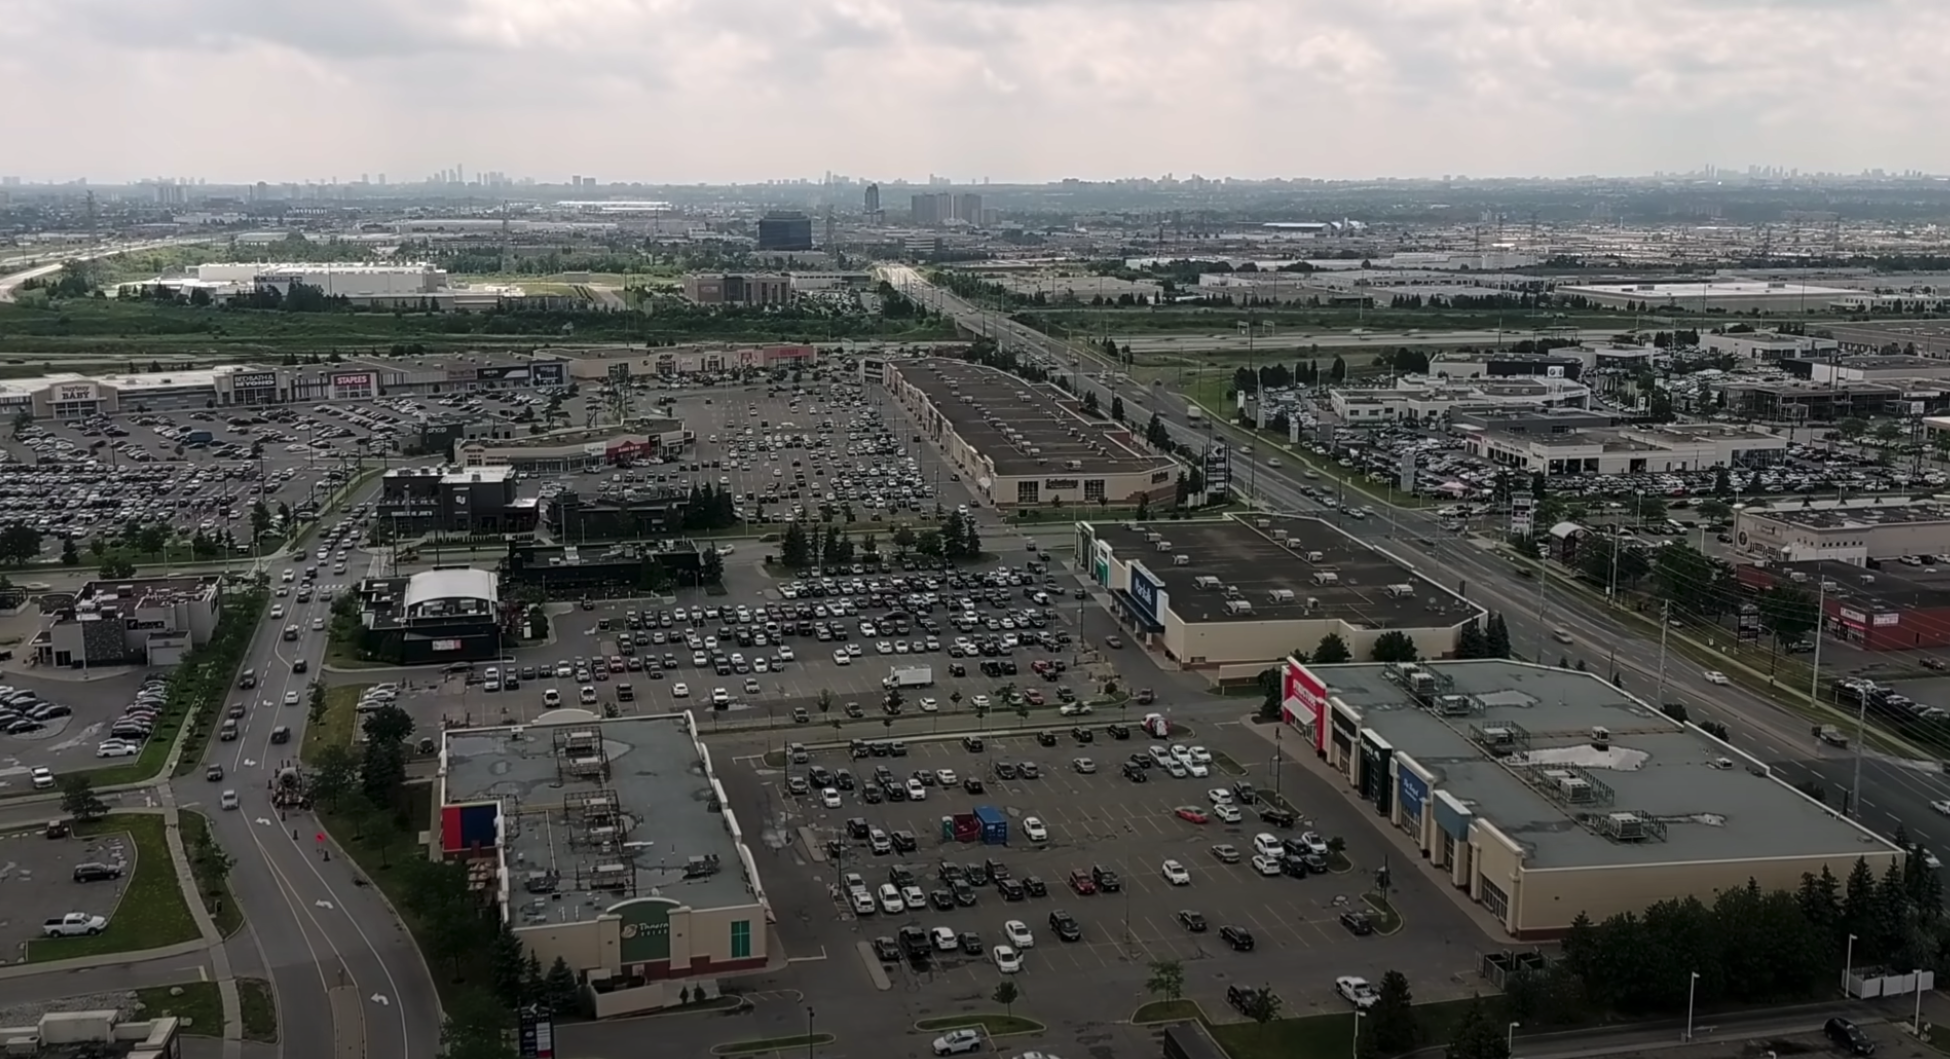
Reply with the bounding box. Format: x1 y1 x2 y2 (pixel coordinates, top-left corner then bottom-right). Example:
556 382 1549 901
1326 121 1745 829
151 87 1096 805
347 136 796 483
1508 1021 1519 1057
1350 1010 1364 1059
806 1005 815 1059
1683 971 1699 1040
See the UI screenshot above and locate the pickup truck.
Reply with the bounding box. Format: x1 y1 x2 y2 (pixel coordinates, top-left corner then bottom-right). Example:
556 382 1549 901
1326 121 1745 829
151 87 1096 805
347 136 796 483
44 913 107 937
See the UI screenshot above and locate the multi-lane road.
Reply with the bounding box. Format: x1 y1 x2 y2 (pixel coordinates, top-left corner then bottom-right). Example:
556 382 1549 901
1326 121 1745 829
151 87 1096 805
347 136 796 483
892 265 1950 862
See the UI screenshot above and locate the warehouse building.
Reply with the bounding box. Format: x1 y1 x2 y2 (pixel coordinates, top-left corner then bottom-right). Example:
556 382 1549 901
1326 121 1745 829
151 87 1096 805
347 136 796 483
1731 496 1950 565
1557 280 1856 314
439 711 770 1016
888 358 1178 509
1077 514 1481 671
1736 559 1950 652
1279 659 1902 938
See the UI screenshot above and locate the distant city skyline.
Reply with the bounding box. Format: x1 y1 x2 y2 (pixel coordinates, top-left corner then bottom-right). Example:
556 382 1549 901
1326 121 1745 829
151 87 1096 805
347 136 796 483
3 0 1947 183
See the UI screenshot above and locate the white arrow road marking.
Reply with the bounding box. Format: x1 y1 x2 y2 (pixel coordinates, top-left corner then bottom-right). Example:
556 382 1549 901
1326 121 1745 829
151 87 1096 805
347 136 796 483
243 759 257 768
370 994 390 1006
316 900 335 910
255 817 274 826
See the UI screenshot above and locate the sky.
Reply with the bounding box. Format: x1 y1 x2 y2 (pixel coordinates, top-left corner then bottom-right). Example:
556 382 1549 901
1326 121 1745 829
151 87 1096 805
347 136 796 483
1 0 1945 185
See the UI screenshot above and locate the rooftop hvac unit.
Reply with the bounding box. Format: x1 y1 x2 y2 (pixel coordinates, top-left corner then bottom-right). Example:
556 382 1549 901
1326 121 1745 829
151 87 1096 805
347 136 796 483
1224 599 1254 616
1145 532 1163 543
1312 571 1340 586
1172 554 1191 566
1437 695 1473 717
1156 540 1173 552
1066 460 1082 470
1194 575 1222 590
1272 529 1289 542
1606 811 1647 840
590 863 631 889
1304 550 1325 562
1384 583 1415 598
1554 775 1594 802
1268 588 1296 603
1255 518 1271 529
1478 724 1514 746
1407 670 1436 694
1591 726 1611 751
1306 597 1320 610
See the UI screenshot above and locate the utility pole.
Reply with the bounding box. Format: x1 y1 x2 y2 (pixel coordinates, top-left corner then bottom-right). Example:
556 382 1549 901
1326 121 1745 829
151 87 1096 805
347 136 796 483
1654 600 1672 705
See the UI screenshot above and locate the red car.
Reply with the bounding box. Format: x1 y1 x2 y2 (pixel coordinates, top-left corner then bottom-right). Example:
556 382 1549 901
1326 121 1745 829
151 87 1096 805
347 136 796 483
1024 689 1046 706
1068 869 1097 895
1174 806 1209 824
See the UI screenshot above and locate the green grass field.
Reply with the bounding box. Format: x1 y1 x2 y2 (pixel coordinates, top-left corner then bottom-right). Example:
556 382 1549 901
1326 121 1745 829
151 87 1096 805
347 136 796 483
30 814 200 961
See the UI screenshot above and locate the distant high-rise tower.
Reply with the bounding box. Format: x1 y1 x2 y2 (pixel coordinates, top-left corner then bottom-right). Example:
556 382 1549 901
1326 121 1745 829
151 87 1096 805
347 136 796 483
756 211 814 251
864 183 881 219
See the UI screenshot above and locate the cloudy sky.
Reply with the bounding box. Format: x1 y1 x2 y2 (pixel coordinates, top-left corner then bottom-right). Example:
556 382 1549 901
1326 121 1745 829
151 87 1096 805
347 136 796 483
1 0 1943 185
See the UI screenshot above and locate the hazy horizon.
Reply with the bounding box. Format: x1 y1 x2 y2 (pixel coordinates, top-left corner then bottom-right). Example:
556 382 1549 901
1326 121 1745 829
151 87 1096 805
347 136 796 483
3 0 1944 185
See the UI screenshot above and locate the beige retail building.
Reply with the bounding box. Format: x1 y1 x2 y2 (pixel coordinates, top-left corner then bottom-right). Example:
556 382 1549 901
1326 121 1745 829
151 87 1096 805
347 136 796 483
1279 659 1901 939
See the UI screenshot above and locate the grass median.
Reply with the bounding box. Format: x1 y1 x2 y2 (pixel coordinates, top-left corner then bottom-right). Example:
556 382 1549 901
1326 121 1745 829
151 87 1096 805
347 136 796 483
914 1014 1044 1035
31 814 199 962
301 683 368 765
239 977 279 1043
135 982 225 1036
1208 999 1476 1059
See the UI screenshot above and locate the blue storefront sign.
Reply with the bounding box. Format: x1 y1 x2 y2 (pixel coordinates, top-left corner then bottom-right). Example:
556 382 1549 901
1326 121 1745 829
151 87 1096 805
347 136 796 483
1130 565 1163 623
1433 790 1473 841
1399 768 1429 821
532 362 567 387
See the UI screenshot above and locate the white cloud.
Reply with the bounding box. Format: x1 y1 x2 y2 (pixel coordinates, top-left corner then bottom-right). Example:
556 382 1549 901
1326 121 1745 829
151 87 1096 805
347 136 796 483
1 0 1943 183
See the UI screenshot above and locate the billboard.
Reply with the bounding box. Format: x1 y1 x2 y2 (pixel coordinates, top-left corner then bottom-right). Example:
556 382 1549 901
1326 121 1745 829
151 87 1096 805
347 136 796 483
1129 563 1166 624
53 382 97 403
1203 443 1232 492
233 372 277 390
531 362 567 387
1510 496 1536 538
1282 658 1330 753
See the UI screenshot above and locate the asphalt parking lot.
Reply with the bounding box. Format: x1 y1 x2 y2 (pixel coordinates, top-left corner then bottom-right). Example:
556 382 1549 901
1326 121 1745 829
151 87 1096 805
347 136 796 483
0 824 131 953
0 672 150 789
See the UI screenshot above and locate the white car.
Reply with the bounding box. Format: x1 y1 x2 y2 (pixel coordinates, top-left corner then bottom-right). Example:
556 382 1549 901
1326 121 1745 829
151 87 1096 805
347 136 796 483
1337 975 1380 1009
849 890 875 915
934 1029 985 1055
935 769 959 786
693 652 708 667
920 697 939 712
283 690 300 707
1298 831 1331 856
1921 847 1945 871
992 944 1023 973
777 646 795 661
543 688 562 707
1251 854 1283 876
1161 859 1191 886
578 686 598 704
1933 800 1950 816
901 884 928 908
96 741 139 758
711 688 729 705
972 694 991 708
1023 817 1048 843
1164 760 1188 779
877 884 905 914
933 926 959 951
1207 788 1233 805
906 778 928 801
1058 703 1092 717
821 788 842 809
1169 743 1194 764
672 683 689 698
220 789 240 810
1003 919 1035 948
1704 670 1731 685
555 662 573 678
1212 803 1242 823
270 604 286 620
833 650 851 666
1186 760 1210 778
1252 833 1285 859
1188 746 1213 764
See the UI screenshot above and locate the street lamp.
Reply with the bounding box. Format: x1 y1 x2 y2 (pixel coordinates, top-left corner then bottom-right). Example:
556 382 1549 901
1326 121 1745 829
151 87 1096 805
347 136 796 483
806 1005 815 1059
1843 933 1857 994
1507 1022 1519 1057
1683 971 1699 1040
1350 1010 1364 1059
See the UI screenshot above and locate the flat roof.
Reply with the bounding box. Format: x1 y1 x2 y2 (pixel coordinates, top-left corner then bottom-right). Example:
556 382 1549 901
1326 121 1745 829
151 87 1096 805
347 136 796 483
403 567 498 608
1323 661 1892 869
443 713 756 914
1560 281 1856 298
896 358 1172 478
1755 559 1950 613
1092 515 1478 629
1743 496 1950 531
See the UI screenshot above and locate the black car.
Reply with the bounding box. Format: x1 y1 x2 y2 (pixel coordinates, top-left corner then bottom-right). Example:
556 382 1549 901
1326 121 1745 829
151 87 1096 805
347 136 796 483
889 865 916 887
1259 805 1298 828
1106 723 1130 740
1340 911 1375 936
73 861 124 882
939 861 966 884
1281 857 1311 879
871 936 901 962
994 762 1019 780
1825 1018 1875 1056
1219 925 1255 951
963 777 986 794
986 858 1011 881
952 882 978 907
1122 763 1149 783
1176 910 1208 933
965 862 991 886
930 889 956 911
891 830 918 853
1022 875 1048 897
961 735 984 753
997 878 1027 901
1071 726 1094 744
1232 781 1258 804
1225 984 1255 1014
1018 762 1042 779
959 931 984 956
1036 730 1059 747
808 766 834 787
1092 865 1123 892
862 785 884 804
1049 910 1083 942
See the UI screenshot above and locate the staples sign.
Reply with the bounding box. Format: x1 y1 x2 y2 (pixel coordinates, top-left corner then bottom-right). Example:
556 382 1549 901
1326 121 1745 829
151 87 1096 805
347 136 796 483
332 372 374 390
1283 659 1330 753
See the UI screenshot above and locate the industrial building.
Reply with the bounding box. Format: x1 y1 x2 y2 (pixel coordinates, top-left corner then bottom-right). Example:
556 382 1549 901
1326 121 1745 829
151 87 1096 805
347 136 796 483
1078 514 1482 671
438 712 769 1016
377 465 528 536
1700 330 1839 361
1279 659 1902 938
1736 558 1950 652
681 273 793 307
1329 374 1591 425
1462 418 1786 475
754 211 813 251
1828 322 1950 359
885 358 1179 509
1731 496 1950 566
119 262 519 310
1556 280 1857 314
32 575 223 668
351 567 506 665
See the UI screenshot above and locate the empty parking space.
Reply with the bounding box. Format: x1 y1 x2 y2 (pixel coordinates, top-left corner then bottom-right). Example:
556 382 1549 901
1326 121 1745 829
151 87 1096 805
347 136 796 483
0 824 131 953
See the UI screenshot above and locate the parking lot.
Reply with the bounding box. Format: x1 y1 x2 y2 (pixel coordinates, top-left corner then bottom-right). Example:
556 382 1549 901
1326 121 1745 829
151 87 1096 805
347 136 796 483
0 672 156 790
0 823 130 954
717 711 1485 1025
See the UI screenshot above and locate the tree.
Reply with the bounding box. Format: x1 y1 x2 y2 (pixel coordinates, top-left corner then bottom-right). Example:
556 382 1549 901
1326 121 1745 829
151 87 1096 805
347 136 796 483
1330 354 1348 382
59 775 109 822
1311 632 1352 665
1757 583 1818 649
1371 630 1420 663
700 546 725 585
817 688 835 714
1368 970 1418 1054
1145 959 1185 1002
59 535 78 566
542 956 580 1015
1456 622 1489 660
780 523 814 569
1445 996 1512 1059
1485 613 1513 658
99 555 137 580
1255 667 1282 722
992 977 1021 1015
1135 493 1151 521
0 523 42 565
526 606 550 642
1240 986 1281 1031
438 989 517 1059
190 824 237 899
308 743 359 812
250 501 273 542
489 921 530 1007
1110 395 1125 421
10 410 32 439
